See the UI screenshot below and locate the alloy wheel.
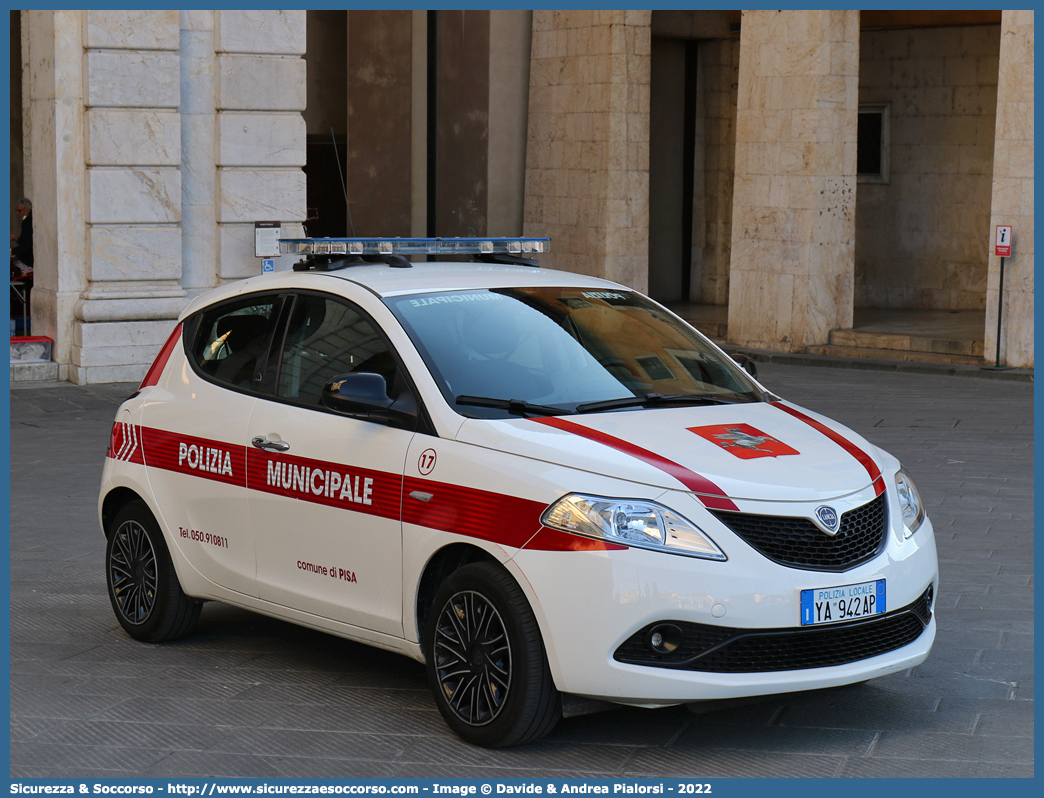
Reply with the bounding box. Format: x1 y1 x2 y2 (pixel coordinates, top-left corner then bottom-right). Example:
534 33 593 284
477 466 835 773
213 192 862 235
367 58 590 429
433 590 512 726
109 520 158 625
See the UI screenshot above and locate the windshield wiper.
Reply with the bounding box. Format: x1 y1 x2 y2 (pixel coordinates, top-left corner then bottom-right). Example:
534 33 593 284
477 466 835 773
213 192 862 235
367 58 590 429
575 392 746 414
455 395 568 417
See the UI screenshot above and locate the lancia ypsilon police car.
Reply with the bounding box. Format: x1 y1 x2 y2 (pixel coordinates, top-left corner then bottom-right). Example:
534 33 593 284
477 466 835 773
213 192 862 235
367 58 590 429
99 237 937 747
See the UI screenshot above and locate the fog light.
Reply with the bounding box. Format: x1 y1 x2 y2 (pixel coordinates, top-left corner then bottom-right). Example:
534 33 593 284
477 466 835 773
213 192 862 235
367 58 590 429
647 623 683 655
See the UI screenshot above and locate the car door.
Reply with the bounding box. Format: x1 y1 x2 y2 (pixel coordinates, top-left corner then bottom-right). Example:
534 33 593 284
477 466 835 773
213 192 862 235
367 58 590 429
247 291 416 636
141 292 284 597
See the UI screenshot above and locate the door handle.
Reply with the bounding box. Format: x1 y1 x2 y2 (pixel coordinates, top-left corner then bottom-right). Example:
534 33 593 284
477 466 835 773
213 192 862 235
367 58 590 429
252 436 290 452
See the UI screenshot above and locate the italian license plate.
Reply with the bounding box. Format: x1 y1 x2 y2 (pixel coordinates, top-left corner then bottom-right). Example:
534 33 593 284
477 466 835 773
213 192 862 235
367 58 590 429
800 579 885 626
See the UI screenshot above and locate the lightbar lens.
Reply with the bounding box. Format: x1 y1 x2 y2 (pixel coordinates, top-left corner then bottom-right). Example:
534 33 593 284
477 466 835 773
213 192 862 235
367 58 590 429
278 237 550 257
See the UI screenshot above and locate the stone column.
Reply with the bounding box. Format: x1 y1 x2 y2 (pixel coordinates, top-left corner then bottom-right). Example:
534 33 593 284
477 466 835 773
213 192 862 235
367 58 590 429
347 11 415 237
76 11 185 384
25 11 87 375
26 11 187 384
435 11 490 237
410 10 428 237
985 10 1034 368
180 11 218 298
19 12 31 203
215 10 307 281
488 10 533 236
727 10 859 351
694 39 740 306
525 10 651 291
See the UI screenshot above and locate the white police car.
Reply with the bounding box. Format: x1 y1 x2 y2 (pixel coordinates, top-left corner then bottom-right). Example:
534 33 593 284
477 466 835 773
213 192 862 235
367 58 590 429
99 237 937 747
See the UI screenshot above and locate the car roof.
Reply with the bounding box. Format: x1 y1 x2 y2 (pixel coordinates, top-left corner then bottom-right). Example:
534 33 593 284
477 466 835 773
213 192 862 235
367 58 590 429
335 262 624 296
179 261 629 320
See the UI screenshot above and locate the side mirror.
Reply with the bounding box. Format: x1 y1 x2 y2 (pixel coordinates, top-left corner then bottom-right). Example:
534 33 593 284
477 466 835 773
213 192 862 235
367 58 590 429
733 354 758 379
321 372 418 429
321 373 394 416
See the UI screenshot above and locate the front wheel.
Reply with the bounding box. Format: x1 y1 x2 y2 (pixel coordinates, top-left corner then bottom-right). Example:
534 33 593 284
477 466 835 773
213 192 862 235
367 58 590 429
425 561 561 747
106 500 201 643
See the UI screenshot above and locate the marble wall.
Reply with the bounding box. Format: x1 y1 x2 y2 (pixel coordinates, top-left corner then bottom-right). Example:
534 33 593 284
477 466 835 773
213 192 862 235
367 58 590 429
25 11 89 374
524 10 652 291
180 10 218 296
25 10 307 383
855 25 1000 310
985 10 1034 368
75 10 185 383
19 10 1034 378
727 10 860 351
215 10 307 283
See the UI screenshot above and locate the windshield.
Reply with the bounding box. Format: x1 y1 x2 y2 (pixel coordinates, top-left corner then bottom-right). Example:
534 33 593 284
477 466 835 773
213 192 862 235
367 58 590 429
387 286 762 418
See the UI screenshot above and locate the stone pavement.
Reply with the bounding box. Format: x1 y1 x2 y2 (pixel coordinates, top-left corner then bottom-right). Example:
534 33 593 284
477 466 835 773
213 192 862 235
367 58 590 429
8 365 1033 778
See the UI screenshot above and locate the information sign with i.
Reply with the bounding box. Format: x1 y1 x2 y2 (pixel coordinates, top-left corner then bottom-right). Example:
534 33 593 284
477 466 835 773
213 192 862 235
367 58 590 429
995 225 1012 257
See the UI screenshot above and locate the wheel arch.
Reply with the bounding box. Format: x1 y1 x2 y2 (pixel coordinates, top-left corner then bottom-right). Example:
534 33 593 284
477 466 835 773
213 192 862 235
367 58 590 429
101 487 148 538
423 558 562 745
414 542 498 658
104 491 203 642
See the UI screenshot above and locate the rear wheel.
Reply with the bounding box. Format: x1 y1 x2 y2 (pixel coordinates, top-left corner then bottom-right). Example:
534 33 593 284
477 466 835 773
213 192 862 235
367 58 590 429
425 561 561 747
106 500 201 642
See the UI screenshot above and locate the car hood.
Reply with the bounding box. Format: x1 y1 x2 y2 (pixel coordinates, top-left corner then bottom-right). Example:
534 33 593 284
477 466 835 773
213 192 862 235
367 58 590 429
454 400 885 504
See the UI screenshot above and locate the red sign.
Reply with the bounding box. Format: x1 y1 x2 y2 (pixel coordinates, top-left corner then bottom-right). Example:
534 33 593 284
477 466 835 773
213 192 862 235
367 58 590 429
689 424 800 460
995 225 1012 257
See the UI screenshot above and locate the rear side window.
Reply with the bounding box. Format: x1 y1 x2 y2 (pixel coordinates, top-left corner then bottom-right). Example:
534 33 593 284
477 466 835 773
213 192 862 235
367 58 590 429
276 295 398 407
190 296 278 390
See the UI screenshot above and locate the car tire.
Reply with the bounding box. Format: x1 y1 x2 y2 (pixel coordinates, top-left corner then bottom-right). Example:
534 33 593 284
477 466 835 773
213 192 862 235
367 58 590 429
106 500 201 643
425 561 561 747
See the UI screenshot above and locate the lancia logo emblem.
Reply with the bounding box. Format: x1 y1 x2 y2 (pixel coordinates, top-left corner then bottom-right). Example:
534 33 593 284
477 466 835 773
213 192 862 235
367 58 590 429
814 506 840 535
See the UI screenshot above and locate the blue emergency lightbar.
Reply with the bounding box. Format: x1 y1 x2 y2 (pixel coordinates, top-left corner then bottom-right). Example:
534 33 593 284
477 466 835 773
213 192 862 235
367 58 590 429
279 237 550 257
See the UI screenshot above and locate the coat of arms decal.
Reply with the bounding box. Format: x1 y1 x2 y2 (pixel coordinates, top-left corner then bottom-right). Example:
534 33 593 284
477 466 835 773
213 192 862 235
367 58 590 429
688 424 800 459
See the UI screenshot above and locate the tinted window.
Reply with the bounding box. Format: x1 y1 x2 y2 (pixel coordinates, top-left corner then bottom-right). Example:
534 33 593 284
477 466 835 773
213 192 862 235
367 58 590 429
387 287 760 418
190 296 278 390
277 295 398 407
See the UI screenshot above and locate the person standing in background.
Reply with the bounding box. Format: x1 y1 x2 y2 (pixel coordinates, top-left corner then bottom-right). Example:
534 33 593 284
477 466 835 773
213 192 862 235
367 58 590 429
11 197 33 276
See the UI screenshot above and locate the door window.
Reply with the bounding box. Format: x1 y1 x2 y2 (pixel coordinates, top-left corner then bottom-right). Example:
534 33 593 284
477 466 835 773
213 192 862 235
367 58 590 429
276 295 399 407
190 296 279 390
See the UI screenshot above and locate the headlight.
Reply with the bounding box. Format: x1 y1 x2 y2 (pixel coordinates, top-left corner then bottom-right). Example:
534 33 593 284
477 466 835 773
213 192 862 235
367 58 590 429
895 469 926 537
541 494 726 560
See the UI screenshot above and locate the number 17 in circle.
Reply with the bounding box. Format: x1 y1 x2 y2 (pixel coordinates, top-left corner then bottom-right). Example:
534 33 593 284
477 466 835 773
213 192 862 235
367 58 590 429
418 448 437 475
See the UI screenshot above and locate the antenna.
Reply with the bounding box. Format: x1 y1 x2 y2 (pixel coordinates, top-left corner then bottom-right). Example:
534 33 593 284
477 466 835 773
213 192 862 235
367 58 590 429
331 127 355 237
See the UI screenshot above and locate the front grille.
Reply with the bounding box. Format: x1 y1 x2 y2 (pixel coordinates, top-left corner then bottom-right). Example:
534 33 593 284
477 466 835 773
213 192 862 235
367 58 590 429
710 493 887 571
614 586 933 674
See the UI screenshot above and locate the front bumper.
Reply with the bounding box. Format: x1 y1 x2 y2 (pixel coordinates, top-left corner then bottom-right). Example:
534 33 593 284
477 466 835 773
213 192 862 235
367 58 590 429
509 489 938 705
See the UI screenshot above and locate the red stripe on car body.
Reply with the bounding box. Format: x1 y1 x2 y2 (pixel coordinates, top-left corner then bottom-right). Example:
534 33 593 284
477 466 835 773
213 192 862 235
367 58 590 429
771 402 886 496
403 476 545 548
522 527 627 552
531 416 740 511
139 427 245 489
247 448 402 521
139 323 183 390
107 422 145 465
112 424 638 553
110 425 609 551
